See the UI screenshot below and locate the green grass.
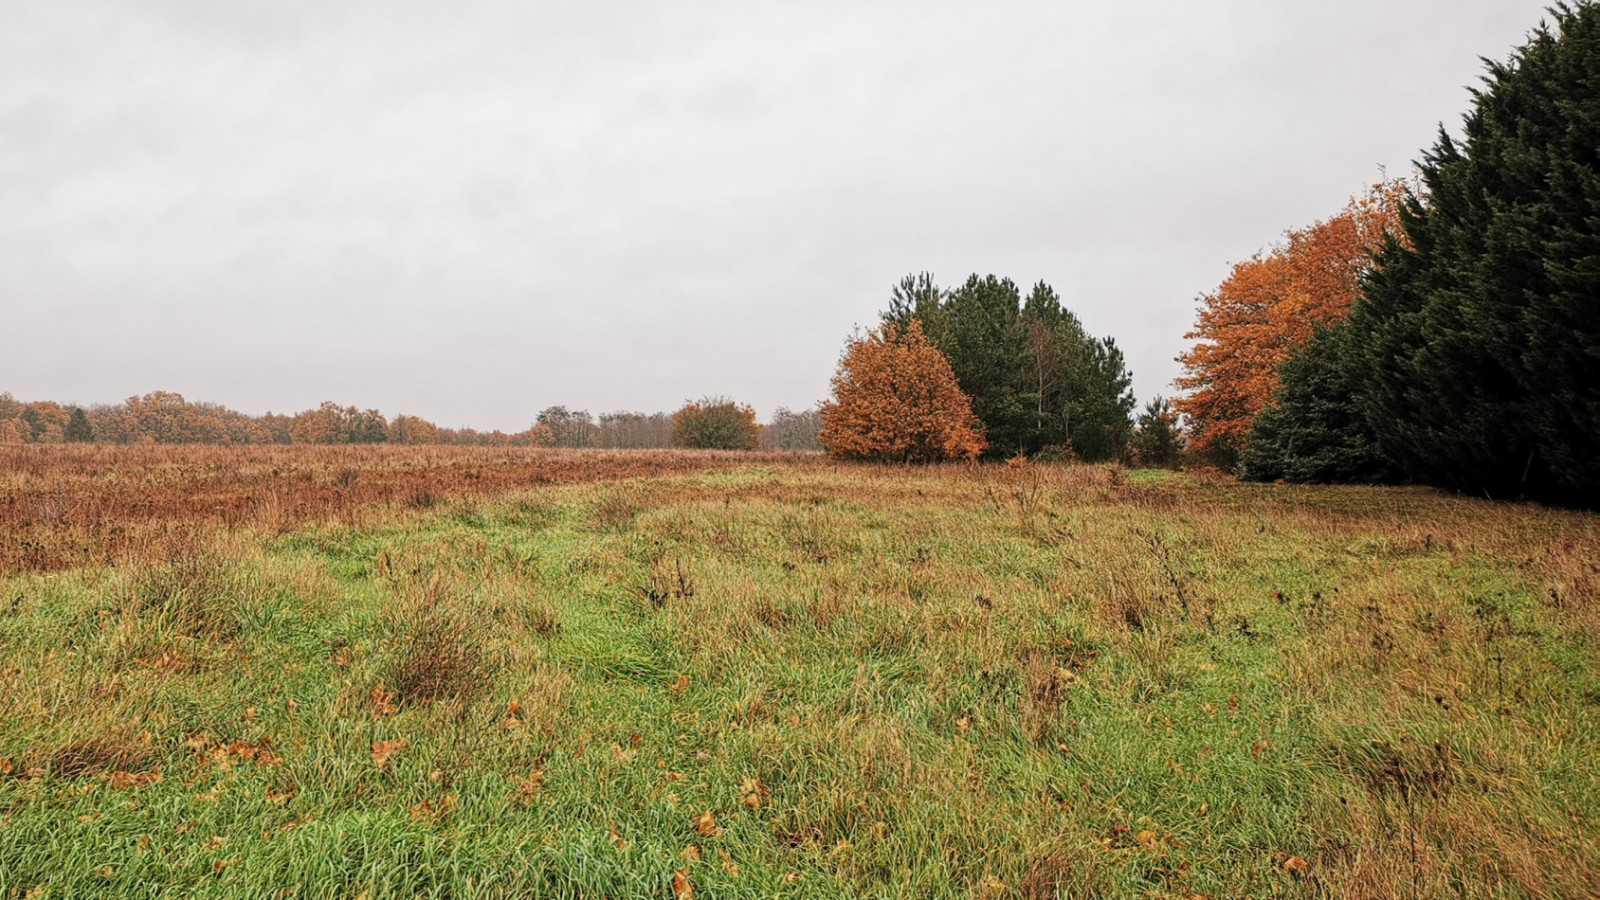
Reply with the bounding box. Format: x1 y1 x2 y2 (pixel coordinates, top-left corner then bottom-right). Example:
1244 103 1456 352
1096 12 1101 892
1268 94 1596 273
1 462 1597 898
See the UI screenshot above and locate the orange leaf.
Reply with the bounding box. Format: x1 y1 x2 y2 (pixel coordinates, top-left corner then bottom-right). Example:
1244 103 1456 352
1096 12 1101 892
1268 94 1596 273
672 868 693 900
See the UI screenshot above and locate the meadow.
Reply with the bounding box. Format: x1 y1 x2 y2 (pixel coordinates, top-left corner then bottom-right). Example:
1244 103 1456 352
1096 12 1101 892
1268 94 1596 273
0 447 1596 898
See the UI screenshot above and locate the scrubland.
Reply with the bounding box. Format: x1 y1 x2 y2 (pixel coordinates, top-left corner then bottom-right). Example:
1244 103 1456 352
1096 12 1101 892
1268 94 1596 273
0 447 1596 898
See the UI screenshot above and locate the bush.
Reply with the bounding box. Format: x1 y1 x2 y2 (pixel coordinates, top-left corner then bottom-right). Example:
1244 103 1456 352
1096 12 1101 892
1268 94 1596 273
672 397 760 450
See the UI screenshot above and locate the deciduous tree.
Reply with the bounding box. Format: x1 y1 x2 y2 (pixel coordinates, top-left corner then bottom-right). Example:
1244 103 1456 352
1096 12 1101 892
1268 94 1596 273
819 321 986 462
1175 184 1405 466
672 397 760 450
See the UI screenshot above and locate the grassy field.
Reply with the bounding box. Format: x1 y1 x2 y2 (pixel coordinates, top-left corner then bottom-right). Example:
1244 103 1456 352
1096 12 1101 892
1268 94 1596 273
1 449 1597 898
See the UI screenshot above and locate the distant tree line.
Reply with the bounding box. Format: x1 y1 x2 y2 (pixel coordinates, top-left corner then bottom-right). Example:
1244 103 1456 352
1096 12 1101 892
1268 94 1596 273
0 392 824 451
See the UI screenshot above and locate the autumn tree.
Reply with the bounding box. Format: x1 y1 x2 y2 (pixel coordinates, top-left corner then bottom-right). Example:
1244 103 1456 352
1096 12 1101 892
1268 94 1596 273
819 320 987 462
387 414 440 444
536 406 597 448
672 397 760 450
288 402 388 444
595 411 674 449
1174 183 1405 466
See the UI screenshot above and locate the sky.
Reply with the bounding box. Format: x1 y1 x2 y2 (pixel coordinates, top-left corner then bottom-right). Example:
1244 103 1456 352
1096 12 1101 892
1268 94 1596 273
1 0 1557 431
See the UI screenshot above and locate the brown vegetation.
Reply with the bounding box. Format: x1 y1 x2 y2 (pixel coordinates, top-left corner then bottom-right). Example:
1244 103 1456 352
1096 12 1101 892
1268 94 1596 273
0 444 817 574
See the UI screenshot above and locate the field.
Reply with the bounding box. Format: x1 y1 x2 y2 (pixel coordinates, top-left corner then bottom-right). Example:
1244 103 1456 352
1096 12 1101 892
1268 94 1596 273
1 447 1597 899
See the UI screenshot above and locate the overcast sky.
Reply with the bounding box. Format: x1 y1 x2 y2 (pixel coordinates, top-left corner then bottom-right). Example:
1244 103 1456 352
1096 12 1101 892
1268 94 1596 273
2 0 1555 430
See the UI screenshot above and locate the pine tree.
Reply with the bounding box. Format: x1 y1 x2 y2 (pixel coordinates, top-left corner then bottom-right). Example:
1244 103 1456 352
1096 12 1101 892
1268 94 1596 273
882 273 1133 461
1241 326 1396 483
1346 3 1600 503
1130 396 1184 468
64 407 94 443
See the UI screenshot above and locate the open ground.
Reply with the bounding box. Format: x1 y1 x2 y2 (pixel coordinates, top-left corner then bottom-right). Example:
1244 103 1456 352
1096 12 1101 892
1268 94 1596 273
1 447 1597 898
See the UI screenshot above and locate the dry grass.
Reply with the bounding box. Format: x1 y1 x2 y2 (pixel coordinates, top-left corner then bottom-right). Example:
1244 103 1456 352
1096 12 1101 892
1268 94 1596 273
0 454 1596 898
0 444 820 574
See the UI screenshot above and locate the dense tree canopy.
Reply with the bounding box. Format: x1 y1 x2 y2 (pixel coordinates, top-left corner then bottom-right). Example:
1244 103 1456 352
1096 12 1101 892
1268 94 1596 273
884 273 1133 461
1175 184 1405 466
819 321 986 462
1245 3 1600 506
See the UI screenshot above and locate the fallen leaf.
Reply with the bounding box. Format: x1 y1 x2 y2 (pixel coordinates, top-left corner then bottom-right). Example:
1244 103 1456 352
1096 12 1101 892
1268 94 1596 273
370 688 397 718
370 740 405 770
672 868 693 900
1281 856 1310 874
693 810 719 836
681 844 701 861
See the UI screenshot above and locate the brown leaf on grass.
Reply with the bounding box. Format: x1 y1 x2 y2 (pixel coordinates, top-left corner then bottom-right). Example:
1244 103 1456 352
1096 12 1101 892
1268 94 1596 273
670 675 691 693
107 770 162 789
370 740 404 770
693 810 720 836
516 768 546 800
681 844 702 861
1280 855 1310 874
672 868 693 900
370 688 397 718
608 822 627 850
408 794 458 825
0 758 12 776
739 776 767 808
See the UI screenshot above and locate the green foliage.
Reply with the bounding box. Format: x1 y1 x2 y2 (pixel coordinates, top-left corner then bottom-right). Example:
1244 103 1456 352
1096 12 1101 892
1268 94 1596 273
2 464 1597 896
1247 4 1600 505
1130 396 1183 468
1242 327 1397 483
64 408 94 443
881 273 1135 461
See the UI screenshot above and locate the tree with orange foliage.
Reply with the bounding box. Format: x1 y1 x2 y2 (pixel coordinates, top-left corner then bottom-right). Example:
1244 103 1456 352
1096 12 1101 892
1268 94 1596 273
1175 183 1405 465
672 397 760 450
819 320 987 462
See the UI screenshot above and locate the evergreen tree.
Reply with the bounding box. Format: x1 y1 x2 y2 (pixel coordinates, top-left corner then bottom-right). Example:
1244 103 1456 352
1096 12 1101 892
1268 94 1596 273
1130 396 1184 468
883 273 1133 461
1241 326 1396 483
64 407 94 443
940 275 1035 457
1346 3 1600 503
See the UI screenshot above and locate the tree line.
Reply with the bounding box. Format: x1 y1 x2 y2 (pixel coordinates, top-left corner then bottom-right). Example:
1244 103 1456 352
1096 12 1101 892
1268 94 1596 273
1176 2 1600 507
0 391 823 451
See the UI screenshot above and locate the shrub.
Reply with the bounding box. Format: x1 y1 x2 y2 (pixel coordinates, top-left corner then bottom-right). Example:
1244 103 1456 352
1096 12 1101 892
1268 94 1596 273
672 397 760 450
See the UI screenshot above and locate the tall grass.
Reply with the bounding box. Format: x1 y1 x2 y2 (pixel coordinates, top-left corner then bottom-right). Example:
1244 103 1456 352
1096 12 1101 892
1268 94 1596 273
0 455 1596 897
